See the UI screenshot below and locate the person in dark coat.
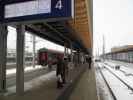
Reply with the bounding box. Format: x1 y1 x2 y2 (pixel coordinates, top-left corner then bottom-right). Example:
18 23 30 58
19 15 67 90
56 55 63 89
62 57 68 84
88 57 92 69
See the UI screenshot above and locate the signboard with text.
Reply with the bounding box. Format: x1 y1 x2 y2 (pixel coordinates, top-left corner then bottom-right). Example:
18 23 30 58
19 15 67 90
0 0 74 23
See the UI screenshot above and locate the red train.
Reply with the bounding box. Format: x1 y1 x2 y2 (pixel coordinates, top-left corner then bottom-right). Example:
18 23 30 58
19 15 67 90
37 48 64 67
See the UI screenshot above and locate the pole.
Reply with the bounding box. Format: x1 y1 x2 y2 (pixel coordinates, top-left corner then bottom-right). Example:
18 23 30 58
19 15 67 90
103 35 105 60
16 24 25 95
33 35 36 68
0 24 8 93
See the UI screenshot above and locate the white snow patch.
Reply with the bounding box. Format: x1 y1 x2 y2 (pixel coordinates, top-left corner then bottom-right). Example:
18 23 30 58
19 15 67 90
99 63 133 100
6 71 56 95
6 65 46 75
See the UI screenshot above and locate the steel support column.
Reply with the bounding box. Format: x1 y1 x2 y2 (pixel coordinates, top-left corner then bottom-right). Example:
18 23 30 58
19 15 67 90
0 25 8 93
16 24 25 95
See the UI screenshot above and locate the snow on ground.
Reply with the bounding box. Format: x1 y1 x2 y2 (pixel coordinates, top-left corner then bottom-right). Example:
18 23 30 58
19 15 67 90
95 63 114 100
105 60 133 76
106 60 133 69
103 63 133 88
7 65 47 75
102 68 133 100
6 71 56 95
6 61 31 65
98 63 133 100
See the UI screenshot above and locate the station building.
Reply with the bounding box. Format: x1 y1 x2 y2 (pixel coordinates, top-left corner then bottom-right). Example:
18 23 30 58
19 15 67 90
105 45 133 63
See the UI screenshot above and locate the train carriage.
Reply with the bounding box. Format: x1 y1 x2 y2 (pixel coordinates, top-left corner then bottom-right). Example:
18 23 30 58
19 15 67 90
37 48 64 67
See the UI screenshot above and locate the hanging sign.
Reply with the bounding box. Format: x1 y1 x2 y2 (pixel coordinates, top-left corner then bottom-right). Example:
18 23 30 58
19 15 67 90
0 0 74 23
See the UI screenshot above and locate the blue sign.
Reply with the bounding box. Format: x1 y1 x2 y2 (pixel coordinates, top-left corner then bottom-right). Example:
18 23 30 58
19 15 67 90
0 0 73 23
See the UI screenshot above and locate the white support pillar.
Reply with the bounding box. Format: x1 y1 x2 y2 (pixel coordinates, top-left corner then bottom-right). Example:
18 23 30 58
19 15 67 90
0 25 8 93
32 35 36 68
16 25 25 95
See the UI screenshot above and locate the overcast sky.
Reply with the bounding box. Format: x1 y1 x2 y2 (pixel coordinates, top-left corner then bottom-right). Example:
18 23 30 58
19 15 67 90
93 0 133 54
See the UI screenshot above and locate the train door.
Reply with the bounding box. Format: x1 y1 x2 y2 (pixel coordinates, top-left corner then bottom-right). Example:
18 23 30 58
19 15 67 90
40 52 48 66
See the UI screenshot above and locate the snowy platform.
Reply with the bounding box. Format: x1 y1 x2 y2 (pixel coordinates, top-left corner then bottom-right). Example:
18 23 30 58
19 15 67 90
0 64 96 100
68 64 98 100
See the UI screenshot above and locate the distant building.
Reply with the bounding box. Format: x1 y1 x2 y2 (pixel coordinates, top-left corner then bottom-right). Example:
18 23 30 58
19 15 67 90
105 45 133 63
111 45 133 53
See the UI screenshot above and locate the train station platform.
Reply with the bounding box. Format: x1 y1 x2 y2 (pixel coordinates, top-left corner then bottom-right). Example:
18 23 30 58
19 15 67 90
68 64 98 100
0 63 98 100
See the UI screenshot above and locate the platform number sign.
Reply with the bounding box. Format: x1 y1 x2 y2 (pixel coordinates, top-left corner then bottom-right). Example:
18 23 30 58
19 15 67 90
55 0 63 10
0 0 73 23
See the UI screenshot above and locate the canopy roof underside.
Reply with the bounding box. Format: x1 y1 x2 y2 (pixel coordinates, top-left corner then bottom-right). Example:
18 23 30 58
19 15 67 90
69 0 93 49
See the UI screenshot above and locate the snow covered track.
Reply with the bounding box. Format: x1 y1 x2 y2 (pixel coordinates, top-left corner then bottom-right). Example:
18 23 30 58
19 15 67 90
98 65 117 100
98 63 133 100
105 62 133 77
103 62 133 91
105 66 133 92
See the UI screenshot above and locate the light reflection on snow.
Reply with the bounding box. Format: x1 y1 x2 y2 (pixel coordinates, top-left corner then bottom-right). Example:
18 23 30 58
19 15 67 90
6 65 45 75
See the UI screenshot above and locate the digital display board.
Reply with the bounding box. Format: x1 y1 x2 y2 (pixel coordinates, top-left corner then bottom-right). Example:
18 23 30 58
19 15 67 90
0 0 74 23
5 0 51 18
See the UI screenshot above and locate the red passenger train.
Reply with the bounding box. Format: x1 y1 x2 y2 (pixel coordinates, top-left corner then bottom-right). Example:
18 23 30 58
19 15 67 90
37 48 64 67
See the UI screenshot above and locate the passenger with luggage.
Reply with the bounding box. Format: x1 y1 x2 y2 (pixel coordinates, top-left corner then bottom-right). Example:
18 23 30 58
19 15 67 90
62 56 69 84
56 55 63 89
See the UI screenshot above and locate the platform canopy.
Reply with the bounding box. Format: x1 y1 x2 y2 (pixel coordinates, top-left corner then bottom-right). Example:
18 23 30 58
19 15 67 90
69 0 93 50
27 0 93 53
0 0 93 53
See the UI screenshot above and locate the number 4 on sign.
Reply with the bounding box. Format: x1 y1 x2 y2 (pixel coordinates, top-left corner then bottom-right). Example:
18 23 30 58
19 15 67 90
55 0 63 10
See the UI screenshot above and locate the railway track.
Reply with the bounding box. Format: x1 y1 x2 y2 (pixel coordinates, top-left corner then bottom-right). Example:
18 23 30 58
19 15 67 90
104 62 133 77
98 64 117 100
6 67 51 88
6 61 33 69
104 65 133 91
98 63 133 100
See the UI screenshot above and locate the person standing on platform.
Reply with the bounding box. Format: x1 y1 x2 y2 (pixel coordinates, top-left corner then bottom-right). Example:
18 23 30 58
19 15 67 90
62 56 68 84
56 55 63 89
88 56 92 69
81 56 84 64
